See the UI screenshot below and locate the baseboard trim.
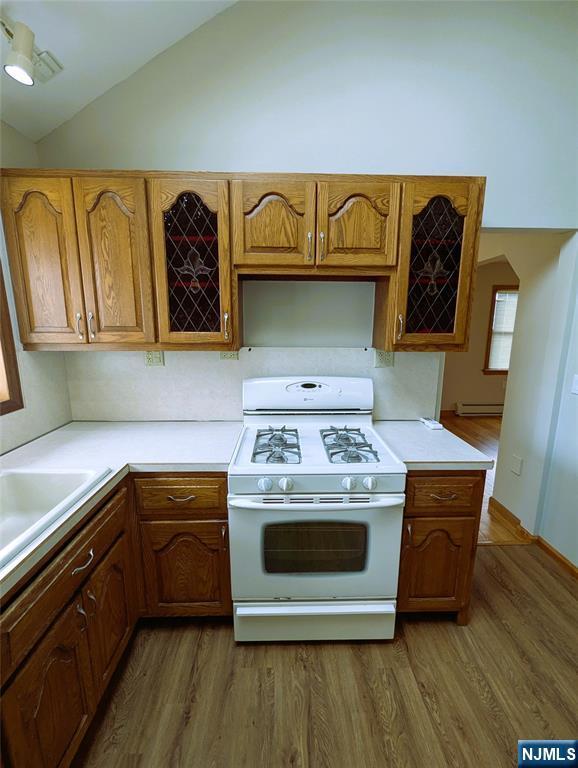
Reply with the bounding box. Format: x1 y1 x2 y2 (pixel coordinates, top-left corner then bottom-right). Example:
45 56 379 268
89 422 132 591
488 497 577 577
488 496 535 543
535 537 578 579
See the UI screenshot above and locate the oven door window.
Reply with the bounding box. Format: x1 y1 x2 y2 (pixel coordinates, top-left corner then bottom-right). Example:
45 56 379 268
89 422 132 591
263 522 368 574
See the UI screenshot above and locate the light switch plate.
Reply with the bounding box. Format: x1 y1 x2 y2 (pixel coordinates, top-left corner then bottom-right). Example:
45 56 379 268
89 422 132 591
145 351 165 367
374 349 394 368
571 374 578 395
511 454 523 476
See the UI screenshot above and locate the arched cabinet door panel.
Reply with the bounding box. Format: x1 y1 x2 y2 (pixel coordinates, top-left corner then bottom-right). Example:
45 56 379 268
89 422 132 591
397 516 476 612
148 177 232 345
73 177 155 343
1 177 86 344
140 520 232 616
393 179 484 349
1 600 95 768
232 179 317 267
82 534 136 698
316 181 401 268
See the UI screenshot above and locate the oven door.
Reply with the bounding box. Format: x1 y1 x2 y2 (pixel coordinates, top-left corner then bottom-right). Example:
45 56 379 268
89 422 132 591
228 494 405 600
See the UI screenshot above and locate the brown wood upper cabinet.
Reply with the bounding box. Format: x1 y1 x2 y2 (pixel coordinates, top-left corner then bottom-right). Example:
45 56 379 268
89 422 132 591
232 177 400 268
316 180 400 268
1 175 154 345
1 176 86 344
392 179 483 349
232 179 317 267
148 177 232 344
72 177 155 343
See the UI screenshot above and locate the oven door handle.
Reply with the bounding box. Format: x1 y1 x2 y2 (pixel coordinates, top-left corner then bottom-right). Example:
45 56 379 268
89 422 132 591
236 603 396 618
227 495 405 512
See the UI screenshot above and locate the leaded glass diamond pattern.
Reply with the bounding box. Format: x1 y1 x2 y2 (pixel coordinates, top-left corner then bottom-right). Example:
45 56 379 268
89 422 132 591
163 193 221 333
406 196 465 335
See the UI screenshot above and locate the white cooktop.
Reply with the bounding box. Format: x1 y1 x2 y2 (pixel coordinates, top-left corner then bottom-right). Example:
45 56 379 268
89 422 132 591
229 421 407 477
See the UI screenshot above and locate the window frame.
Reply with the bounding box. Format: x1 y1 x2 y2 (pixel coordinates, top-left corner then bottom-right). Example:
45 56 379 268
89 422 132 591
483 284 519 375
0 263 24 415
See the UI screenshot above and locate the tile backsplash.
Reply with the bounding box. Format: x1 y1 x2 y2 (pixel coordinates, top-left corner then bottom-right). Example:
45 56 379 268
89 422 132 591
64 348 442 422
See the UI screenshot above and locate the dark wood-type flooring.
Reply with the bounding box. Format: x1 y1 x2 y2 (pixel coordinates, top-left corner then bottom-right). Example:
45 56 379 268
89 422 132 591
75 545 578 768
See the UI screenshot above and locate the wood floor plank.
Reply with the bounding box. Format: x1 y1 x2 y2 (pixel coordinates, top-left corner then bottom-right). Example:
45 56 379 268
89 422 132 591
75 545 578 768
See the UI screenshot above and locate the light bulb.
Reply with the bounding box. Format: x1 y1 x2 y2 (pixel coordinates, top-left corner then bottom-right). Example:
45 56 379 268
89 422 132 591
3 22 35 86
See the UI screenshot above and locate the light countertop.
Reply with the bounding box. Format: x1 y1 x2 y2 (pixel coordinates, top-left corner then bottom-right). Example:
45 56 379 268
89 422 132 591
374 421 493 472
0 419 492 596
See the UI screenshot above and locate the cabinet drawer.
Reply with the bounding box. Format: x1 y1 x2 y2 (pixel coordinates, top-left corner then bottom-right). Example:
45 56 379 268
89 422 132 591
134 477 227 516
405 474 483 516
0 487 127 686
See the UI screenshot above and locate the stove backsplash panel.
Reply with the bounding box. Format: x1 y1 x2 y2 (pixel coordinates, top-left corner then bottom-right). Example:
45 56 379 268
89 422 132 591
64 348 442 422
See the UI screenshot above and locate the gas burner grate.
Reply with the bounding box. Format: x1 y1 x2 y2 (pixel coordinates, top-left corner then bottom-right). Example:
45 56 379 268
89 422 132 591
320 426 380 464
252 426 301 464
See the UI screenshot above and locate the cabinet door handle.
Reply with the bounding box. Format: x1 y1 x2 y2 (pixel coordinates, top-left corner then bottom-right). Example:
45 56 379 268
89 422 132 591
319 231 326 261
406 522 413 542
72 548 94 576
397 314 404 341
86 589 97 610
88 311 96 340
75 312 84 340
306 231 313 261
221 524 227 549
76 602 88 631
223 311 230 341
430 492 459 502
167 494 197 503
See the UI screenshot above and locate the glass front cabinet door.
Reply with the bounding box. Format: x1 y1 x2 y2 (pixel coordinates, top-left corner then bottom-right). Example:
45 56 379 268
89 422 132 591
148 178 232 345
393 180 484 348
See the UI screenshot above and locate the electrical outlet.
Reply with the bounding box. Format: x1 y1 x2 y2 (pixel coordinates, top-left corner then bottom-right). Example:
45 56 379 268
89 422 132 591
145 351 165 367
374 349 394 368
220 351 239 360
511 454 523 476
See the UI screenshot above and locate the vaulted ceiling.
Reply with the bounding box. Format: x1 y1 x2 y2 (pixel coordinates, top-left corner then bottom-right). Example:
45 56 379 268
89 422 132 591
0 0 235 141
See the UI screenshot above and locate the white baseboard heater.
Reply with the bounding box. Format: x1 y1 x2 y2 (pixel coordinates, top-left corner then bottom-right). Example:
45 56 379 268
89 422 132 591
456 402 504 416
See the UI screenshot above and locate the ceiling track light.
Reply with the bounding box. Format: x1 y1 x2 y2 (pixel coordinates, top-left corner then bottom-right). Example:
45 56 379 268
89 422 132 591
1 17 63 86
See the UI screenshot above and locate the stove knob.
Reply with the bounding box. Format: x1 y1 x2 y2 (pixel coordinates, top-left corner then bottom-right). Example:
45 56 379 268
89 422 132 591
341 476 357 491
363 476 377 491
257 477 273 492
278 477 294 493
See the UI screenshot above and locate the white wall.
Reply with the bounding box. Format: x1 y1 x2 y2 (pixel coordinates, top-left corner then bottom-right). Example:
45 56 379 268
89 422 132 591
0 122 72 454
64 347 442 422
441 259 519 411
536 244 578 566
484 232 576 537
37 1 578 229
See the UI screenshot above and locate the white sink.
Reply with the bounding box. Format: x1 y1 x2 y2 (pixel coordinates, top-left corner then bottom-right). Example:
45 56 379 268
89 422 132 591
0 468 112 569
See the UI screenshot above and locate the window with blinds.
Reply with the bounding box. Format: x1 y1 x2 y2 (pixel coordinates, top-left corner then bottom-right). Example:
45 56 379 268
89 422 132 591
484 287 519 372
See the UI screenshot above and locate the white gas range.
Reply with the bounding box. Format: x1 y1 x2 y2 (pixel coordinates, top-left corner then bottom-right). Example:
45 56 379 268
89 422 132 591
228 376 407 642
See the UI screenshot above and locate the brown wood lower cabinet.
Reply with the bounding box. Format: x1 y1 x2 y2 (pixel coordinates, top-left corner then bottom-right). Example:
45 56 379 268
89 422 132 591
82 534 136 697
140 520 232 616
397 471 484 624
0 485 135 768
2 599 96 768
398 516 477 612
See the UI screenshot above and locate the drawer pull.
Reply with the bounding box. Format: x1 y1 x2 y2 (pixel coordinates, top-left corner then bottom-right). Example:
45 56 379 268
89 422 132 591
429 492 459 502
71 548 94 575
167 494 197 503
